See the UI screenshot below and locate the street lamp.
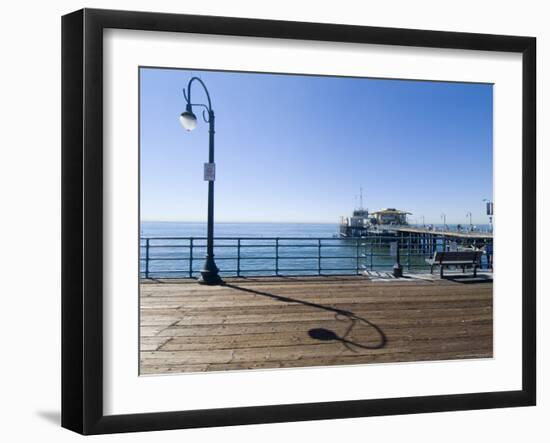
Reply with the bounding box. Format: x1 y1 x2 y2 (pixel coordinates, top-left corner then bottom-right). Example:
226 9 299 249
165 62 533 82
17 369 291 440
466 211 473 231
483 199 494 232
179 77 223 285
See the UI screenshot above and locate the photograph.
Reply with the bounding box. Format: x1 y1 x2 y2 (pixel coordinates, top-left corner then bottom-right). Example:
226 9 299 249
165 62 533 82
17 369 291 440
139 67 494 375
54 4 539 436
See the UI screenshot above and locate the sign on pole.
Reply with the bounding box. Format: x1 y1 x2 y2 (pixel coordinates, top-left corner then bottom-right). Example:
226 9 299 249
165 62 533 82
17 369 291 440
486 202 493 216
204 162 216 181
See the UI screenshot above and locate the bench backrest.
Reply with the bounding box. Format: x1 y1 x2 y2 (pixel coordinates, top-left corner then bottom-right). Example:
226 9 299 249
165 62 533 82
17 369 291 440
432 250 482 263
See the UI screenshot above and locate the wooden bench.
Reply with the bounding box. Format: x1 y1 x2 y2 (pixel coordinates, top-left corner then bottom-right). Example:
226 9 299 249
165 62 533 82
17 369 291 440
426 251 483 278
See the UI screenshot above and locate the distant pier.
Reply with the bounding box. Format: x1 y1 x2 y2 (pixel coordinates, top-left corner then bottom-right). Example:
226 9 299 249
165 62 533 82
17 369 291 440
392 226 492 240
339 224 492 243
339 204 493 245
338 225 493 265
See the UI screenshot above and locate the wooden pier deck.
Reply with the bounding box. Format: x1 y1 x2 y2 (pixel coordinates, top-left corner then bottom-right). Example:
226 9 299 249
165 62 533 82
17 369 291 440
140 275 493 375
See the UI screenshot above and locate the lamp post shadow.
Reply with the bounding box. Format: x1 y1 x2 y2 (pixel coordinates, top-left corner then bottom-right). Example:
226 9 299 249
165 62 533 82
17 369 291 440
224 283 387 351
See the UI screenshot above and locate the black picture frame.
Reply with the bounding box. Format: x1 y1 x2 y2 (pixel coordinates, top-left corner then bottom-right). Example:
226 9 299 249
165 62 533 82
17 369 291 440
62 8 536 435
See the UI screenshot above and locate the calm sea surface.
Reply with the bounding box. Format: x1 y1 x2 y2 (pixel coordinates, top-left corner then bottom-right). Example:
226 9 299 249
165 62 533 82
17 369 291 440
140 221 491 278
141 221 338 239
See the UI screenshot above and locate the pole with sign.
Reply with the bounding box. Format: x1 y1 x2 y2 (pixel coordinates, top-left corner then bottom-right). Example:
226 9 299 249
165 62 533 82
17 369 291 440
484 200 494 233
179 77 223 285
204 162 216 181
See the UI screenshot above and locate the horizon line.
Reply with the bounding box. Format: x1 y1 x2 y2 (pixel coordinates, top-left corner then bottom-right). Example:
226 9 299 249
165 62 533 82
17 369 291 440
141 220 490 225
141 220 338 224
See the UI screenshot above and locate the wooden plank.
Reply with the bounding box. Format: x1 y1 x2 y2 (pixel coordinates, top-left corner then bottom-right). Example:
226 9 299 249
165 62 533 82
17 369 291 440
140 346 493 375
144 325 492 352
140 336 492 366
151 314 492 338
139 276 493 373
140 295 492 310
140 337 173 351
140 298 492 314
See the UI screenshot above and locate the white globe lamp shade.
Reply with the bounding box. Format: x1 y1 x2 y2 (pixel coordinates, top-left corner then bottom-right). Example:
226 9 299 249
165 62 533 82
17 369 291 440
179 111 197 131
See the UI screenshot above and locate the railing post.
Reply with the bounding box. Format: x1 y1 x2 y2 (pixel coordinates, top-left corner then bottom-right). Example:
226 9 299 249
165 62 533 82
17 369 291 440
370 240 374 270
318 238 322 275
275 238 279 276
145 238 150 279
393 240 403 277
189 238 193 278
237 239 241 277
355 239 360 274
407 236 411 270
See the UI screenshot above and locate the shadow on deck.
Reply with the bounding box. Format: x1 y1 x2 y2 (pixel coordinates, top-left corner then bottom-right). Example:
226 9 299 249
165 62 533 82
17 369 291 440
223 283 387 352
140 275 493 374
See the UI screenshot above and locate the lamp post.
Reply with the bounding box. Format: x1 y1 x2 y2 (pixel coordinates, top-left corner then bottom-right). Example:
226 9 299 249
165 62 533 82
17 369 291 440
179 77 223 285
483 199 494 233
466 211 473 231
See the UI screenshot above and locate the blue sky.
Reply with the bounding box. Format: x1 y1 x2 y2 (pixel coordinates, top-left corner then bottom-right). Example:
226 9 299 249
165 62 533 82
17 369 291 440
140 67 493 225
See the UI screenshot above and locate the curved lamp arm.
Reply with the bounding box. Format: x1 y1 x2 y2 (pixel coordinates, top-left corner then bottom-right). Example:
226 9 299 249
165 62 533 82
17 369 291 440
183 77 213 122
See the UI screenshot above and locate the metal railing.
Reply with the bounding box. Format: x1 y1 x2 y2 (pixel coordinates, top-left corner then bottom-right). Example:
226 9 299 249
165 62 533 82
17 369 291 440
139 235 451 279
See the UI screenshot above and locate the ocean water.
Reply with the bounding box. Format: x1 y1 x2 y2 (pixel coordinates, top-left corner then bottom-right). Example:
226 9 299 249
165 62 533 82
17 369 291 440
141 221 338 238
139 221 457 278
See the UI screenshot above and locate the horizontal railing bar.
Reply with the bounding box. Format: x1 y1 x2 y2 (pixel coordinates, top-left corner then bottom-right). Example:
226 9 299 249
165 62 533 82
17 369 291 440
142 256 417 261
319 256 362 259
143 267 363 272
142 245 191 248
143 270 193 273
358 265 419 268
276 257 324 260
222 258 273 261
143 246 438 251
141 236 488 241
143 258 187 261
142 244 365 248
140 256 435 262
140 254 433 259
141 242 400 246
141 237 341 241
143 268 462 275
142 257 438 261
144 245 374 249
208 245 278 248
140 236 413 241
277 268 355 272
360 253 433 257
142 253 440 260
